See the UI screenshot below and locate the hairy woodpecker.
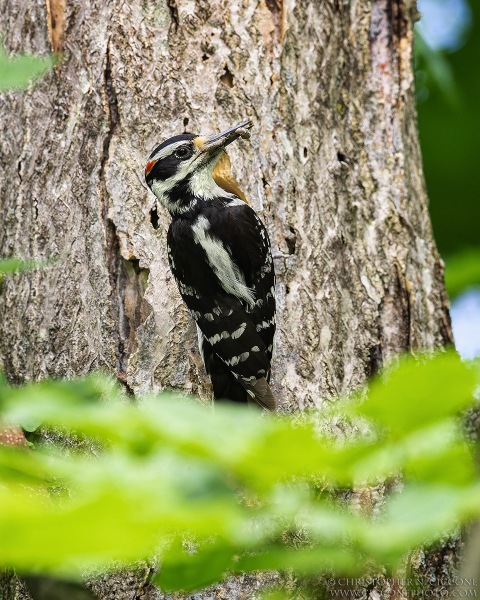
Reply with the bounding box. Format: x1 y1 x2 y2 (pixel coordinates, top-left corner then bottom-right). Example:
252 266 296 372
145 121 276 410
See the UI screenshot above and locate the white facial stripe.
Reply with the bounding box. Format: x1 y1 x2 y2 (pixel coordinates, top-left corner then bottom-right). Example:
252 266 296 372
150 140 189 162
149 148 238 213
150 156 199 214
192 216 255 307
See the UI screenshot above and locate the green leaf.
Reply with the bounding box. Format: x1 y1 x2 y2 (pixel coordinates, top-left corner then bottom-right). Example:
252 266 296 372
0 351 478 587
0 47 54 90
349 420 476 485
0 258 42 274
356 351 476 435
361 483 480 563
155 539 235 592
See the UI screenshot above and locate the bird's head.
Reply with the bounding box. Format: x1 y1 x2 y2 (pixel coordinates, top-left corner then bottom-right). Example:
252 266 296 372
145 120 252 215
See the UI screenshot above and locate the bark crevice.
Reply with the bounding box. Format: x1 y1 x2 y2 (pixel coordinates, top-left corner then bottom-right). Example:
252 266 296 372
44 0 66 54
166 0 179 34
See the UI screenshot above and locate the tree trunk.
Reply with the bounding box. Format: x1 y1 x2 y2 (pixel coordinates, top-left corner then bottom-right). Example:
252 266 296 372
0 0 454 598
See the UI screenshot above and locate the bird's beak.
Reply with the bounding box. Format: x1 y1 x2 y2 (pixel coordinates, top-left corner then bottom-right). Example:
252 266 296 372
196 120 253 153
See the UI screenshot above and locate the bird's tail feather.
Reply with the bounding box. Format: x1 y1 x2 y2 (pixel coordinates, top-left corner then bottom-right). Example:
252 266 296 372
211 369 251 405
206 349 276 410
245 377 277 411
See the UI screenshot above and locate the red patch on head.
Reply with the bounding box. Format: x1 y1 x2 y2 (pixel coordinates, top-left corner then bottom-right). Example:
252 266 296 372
145 160 156 176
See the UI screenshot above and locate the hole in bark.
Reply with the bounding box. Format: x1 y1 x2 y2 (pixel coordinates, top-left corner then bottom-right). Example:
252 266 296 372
265 0 282 34
129 258 142 274
285 225 296 255
117 258 152 390
183 116 189 127
285 284 290 294
150 207 160 230
220 65 234 88
337 152 348 163
265 0 281 14
303 147 308 158
368 343 383 377
202 53 209 61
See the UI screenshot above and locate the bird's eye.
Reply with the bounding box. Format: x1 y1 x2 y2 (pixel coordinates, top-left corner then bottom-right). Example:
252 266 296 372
175 146 193 160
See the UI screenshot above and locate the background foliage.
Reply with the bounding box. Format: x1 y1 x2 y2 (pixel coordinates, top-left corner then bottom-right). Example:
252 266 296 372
416 0 480 358
416 0 479 257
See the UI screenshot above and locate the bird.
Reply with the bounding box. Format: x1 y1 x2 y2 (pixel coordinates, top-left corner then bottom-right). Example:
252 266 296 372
145 120 276 410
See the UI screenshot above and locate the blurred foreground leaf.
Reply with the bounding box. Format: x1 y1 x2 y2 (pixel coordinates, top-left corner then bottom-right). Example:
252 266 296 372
0 258 44 275
357 351 475 433
0 46 54 90
156 538 236 592
0 351 478 591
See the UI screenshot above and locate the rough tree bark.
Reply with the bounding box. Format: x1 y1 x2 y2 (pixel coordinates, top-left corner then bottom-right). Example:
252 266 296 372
0 0 454 598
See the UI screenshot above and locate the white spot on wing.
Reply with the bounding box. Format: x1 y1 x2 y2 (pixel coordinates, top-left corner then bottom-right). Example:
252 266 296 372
256 316 275 331
260 262 272 278
225 351 250 366
207 330 230 345
231 322 247 339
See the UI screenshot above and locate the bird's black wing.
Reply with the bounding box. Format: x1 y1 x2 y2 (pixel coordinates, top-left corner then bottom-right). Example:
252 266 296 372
167 199 276 408
208 200 276 372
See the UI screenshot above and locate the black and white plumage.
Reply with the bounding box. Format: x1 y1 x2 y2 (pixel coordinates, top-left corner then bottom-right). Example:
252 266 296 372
145 121 276 410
